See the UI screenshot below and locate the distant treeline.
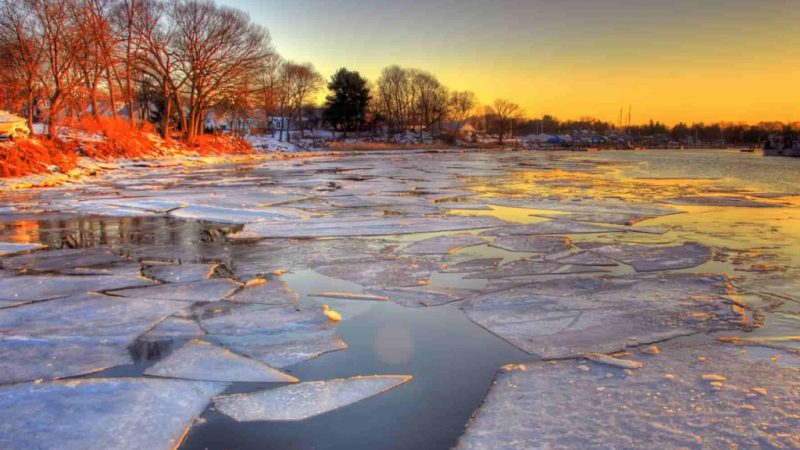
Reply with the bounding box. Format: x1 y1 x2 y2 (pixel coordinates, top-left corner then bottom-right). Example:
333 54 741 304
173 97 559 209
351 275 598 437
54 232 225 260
512 116 800 144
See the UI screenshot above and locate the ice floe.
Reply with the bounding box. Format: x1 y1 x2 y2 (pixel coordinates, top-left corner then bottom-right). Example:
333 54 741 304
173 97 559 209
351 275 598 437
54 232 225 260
214 375 412 421
0 242 43 256
401 234 486 255
0 274 155 302
489 235 572 253
461 274 747 358
201 306 346 368
0 378 226 449
581 242 711 272
144 340 297 383
231 216 510 239
107 279 241 303
457 344 799 449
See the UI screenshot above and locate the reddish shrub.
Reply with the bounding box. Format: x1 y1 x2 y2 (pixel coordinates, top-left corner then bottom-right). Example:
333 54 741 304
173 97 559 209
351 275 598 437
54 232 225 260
0 139 78 177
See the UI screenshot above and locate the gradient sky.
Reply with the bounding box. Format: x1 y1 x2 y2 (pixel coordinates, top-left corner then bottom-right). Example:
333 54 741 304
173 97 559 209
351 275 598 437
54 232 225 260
221 0 799 125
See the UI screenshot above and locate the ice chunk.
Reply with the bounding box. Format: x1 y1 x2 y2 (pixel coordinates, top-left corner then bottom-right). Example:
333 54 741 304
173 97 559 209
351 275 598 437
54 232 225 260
202 306 347 368
584 242 711 272
0 378 226 449
401 235 486 255
664 195 779 208
366 287 471 308
482 219 617 236
0 242 43 256
533 211 659 225
314 257 440 288
231 216 510 239
547 251 619 266
107 279 241 303
142 263 217 283
464 259 610 279
0 293 186 383
214 375 412 421
461 274 747 358
144 340 297 383
489 235 572 253
139 317 204 343
0 274 156 302
457 344 799 449
170 205 306 224
441 258 503 273
2 247 127 272
227 278 299 306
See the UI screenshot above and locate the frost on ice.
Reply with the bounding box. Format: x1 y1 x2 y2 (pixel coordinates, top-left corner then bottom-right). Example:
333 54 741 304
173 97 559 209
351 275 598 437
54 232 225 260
461 274 747 358
144 340 297 383
214 375 412 421
457 344 799 450
0 378 226 450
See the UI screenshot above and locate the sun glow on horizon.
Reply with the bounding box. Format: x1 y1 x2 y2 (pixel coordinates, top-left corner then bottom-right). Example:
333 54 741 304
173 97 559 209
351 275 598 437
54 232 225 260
223 0 800 125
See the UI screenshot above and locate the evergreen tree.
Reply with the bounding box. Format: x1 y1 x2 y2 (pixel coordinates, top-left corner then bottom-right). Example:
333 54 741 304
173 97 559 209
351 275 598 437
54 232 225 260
324 68 371 137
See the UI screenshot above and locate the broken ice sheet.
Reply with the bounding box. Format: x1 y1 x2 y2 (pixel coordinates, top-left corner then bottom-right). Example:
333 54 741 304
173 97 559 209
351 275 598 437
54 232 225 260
2 247 127 272
202 306 346 368
366 287 472 308
457 344 799 450
0 378 226 450
107 279 241 303
0 293 186 383
663 195 780 208
144 340 297 383
231 215 510 239
139 317 204 343
400 234 486 255
481 219 617 236
0 242 43 257
170 204 306 224
580 241 711 272
464 259 610 279
227 278 299 307
313 257 441 288
0 274 156 302
460 274 747 358
214 375 412 421
441 257 503 273
489 235 572 253
142 263 218 283
546 251 619 266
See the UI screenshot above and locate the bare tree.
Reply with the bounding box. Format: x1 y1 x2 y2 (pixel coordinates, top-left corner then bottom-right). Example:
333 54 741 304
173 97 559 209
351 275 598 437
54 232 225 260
492 99 523 144
447 90 476 129
29 0 81 139
170 0 273 143
0 0 44 133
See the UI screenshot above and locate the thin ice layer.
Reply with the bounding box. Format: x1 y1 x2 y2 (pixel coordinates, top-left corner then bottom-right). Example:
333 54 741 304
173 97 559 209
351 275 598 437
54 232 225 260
144 340 297 383
214 375 412 421
0 378 227 450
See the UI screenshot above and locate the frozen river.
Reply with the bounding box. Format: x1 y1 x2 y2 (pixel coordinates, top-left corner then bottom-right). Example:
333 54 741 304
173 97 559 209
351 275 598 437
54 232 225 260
0 149 798 449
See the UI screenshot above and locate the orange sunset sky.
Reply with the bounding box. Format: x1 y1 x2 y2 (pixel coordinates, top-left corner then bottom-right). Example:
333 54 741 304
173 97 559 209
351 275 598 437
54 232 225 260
221 0 800 125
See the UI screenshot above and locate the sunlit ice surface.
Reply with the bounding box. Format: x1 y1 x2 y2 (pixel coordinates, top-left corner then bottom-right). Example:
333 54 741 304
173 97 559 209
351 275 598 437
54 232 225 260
0 148 798 449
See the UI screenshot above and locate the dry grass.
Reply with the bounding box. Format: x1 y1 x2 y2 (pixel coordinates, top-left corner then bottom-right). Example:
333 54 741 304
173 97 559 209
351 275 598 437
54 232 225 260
329 141 442 152
0 139 79 177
